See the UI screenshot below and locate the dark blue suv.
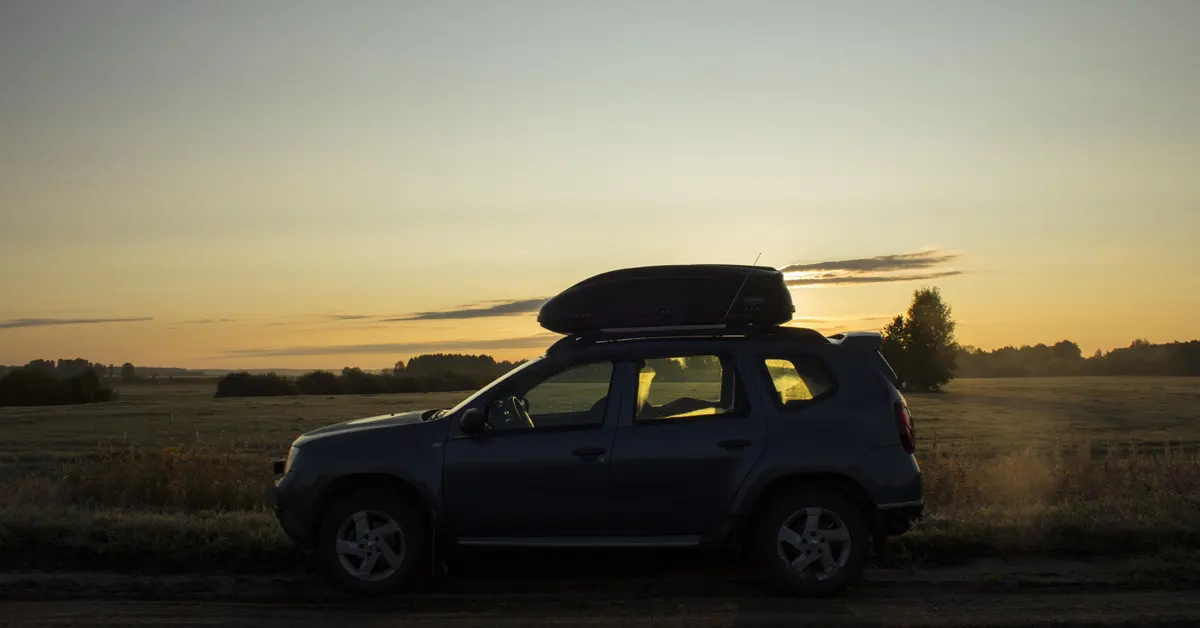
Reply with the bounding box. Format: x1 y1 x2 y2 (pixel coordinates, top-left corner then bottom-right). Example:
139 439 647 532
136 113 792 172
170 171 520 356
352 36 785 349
273 326 922 596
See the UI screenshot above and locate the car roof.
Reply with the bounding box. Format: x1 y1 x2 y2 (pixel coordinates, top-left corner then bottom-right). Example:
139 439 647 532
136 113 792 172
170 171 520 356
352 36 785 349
546 324 829 357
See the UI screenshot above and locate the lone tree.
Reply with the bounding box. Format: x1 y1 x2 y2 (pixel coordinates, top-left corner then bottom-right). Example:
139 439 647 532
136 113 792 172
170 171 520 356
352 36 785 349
881 287 959 392
120 362 136 383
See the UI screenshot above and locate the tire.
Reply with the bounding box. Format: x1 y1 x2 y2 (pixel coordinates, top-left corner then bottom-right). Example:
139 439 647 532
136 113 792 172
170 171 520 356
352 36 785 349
316 488 427 594
755 487 869 597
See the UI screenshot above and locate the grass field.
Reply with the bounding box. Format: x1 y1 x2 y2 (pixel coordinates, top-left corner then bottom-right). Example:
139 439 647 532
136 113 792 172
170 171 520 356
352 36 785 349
5 376 1196 465
1 376 1198 574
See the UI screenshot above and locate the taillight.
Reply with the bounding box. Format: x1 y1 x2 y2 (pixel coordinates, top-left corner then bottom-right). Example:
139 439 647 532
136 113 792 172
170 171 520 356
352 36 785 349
894 401 915 454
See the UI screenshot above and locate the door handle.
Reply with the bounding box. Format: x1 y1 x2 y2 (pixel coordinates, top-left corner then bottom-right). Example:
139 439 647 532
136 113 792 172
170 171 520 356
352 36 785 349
571 446 607 460
717 439 752 451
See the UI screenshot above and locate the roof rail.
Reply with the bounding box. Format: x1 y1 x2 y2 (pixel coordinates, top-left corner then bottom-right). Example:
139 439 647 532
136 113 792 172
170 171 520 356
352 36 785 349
546 324 827 354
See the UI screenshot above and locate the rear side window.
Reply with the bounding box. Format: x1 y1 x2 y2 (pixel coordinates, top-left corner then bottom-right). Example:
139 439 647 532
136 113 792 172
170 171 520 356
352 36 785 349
762 356 835 408
635 355 748 422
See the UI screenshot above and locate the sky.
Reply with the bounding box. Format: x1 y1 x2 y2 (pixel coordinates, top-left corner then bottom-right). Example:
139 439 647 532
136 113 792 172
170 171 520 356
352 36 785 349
1 0 1198 370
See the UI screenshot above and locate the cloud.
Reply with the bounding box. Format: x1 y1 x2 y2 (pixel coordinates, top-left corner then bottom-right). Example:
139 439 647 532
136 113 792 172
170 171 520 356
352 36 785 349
222 334 559 358
786 270 963 286
262 314 370 326
781 249 962 287
780 250 959 274
791 314 894 323
0 317 153 330
185 318 237 324
387 298 548 322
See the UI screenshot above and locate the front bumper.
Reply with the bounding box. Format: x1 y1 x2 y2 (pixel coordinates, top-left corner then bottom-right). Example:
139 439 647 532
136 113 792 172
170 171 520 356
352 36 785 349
272 472 315 546
275 505 313 546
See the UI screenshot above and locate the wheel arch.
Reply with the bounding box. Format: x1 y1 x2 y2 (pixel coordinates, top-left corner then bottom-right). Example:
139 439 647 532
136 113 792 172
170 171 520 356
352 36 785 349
736 472 876 545
311 472 439 542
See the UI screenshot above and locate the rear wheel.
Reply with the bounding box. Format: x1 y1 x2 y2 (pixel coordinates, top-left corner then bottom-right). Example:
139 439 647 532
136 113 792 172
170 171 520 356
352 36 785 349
317 488 427 594
755 488 869 597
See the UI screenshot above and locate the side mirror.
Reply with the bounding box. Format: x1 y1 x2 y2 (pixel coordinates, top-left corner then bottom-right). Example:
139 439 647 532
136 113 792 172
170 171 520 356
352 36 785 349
459 408 487 435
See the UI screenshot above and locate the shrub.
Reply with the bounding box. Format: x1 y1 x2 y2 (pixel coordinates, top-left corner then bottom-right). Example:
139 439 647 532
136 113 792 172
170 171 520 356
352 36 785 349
0 369 114 406
340 369 390 395
213 372 297 398
295 371 341 395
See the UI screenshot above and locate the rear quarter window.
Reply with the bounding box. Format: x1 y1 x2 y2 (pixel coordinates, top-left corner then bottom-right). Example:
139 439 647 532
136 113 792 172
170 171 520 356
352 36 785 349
761 355 837 410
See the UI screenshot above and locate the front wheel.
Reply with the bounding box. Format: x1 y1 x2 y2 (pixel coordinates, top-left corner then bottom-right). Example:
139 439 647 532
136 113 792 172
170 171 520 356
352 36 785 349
317 488 427 594
755 488 869 597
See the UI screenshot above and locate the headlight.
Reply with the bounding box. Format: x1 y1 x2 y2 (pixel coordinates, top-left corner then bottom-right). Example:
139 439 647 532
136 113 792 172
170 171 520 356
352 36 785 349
284 445 300 473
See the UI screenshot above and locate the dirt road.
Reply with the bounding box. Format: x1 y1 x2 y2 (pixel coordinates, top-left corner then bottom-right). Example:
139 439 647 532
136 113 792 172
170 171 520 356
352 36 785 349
2 555 1197 627
4 589 1200 627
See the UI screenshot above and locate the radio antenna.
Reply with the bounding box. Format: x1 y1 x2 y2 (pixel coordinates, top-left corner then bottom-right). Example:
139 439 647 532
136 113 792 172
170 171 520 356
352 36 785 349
722 252 762 321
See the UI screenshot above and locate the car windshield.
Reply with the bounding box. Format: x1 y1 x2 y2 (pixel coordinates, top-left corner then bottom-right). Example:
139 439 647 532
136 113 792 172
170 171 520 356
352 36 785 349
438 356 544 417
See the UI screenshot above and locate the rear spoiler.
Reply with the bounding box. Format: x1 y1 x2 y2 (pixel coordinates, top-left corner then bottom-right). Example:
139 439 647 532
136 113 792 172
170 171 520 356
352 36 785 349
827 332 898 385
827 331 882 352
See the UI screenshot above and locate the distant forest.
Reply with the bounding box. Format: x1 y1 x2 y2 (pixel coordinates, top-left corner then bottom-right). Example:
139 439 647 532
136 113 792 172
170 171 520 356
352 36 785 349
3 339 1199 404
0 360 202 380
956 339 1200 378
213 353 530 398
0 359 115 406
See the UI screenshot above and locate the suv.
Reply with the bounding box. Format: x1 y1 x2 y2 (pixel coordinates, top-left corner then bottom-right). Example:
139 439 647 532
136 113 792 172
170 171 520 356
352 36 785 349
272 326 922 596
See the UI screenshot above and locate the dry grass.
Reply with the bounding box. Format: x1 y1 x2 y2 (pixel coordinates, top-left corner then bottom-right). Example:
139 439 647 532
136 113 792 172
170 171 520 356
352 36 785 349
0 380 467 473
1 438 1198 572
1 377 1199 573
0 507 298 573
0 444 269 512
892 442 1200 565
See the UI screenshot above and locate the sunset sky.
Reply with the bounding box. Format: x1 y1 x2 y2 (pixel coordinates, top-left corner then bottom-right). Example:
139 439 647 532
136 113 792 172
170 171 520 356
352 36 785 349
2 0 1198 370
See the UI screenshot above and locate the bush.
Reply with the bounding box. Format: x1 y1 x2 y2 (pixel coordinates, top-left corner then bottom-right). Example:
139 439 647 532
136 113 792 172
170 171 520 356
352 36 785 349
213 373 297 398
294 371 341 395
339 368 391 395
0 369 114 406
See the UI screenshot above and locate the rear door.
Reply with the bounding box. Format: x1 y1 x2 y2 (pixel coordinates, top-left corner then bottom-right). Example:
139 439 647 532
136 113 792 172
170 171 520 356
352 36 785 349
608 348 768 537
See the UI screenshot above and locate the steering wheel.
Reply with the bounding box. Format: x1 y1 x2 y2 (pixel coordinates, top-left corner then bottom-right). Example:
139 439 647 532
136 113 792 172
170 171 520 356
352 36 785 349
496 395 534 429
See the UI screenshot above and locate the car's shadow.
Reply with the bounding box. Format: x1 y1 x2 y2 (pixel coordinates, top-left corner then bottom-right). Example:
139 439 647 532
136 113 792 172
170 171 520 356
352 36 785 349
284 547 881 627
439 545 761 592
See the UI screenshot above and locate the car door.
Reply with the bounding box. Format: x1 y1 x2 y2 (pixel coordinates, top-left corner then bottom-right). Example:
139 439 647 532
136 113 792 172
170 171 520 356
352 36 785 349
608 349 768 537
442 359 623 539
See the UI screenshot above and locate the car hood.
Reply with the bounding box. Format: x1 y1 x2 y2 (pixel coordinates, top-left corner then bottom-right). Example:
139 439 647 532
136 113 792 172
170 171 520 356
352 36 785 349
293 409 432 445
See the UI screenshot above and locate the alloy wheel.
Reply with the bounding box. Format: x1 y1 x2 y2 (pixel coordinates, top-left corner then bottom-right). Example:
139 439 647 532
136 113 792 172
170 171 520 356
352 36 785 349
776 506 852 581
334 509 407 582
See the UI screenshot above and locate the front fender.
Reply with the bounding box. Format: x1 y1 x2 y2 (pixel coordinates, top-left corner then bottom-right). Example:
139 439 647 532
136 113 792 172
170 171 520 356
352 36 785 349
282 418 451 535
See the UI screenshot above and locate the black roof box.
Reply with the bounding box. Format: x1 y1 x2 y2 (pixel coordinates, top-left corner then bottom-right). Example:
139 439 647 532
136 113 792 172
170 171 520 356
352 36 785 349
537 264 794 335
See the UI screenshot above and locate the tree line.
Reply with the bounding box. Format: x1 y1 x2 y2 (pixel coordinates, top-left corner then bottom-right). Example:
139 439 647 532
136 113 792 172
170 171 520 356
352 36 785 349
0 359 116 406
212 353 734 397
957 339 1200 378
5 305 1199 405
0 360 169 383
880 287 1200 391
214 354 528 398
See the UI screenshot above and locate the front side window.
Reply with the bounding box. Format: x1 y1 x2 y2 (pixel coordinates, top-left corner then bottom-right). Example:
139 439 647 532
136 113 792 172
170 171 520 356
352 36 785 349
763 356 835 407
446 357 542 416
635 355 746 422
488 361 614 430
